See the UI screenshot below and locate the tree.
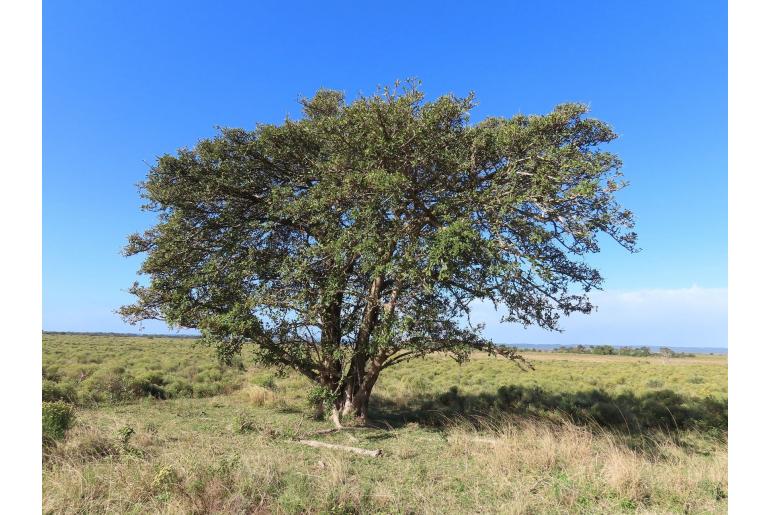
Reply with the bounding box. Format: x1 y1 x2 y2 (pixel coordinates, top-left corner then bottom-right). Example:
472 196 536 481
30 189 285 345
120 81 636 426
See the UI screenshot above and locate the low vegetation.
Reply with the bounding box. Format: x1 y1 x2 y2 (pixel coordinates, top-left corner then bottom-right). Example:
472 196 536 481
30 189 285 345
552 345 696 358
42 401 75 442
43 333 727 513
42 333 242 405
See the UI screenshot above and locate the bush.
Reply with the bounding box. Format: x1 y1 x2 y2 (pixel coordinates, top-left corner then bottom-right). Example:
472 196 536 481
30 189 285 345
307 386 337 415
256 375 277 390
117 425 135 446
193 382 219 398
167 380 194 398
152 465 179 494
42 401 75 441
42 365 62 382
42 379 78 403
132 372 168 399
80 368 135 403
233 412 257 434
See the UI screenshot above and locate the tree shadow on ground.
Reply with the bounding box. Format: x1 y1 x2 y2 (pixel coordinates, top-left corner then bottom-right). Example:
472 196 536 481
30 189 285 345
369 385 727 436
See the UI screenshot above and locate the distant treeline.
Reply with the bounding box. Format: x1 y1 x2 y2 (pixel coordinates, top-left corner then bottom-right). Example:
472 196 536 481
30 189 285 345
42 333 700 358
551 345 695 358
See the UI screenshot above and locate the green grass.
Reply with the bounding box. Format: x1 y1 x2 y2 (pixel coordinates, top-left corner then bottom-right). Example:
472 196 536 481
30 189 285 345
372 352 727 434
42 333 728 514
42 333 245 404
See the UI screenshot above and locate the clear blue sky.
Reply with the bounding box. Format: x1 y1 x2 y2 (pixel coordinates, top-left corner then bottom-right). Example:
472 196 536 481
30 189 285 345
43 1 726 347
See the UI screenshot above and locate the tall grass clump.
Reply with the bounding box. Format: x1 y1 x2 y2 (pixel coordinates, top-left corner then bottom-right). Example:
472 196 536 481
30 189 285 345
42 401 75 442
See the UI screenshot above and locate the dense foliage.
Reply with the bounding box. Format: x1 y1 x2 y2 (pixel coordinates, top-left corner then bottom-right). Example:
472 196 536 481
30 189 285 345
42 401 75 442
121 82 636 422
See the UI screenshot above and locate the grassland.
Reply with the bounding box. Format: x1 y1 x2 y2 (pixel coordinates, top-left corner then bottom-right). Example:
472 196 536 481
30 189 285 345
42 333 727 514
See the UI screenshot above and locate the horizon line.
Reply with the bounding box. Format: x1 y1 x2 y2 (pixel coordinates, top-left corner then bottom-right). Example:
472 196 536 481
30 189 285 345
41 330 728 350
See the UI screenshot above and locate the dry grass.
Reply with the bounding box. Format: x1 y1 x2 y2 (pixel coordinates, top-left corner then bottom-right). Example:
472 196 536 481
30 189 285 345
42 401 727 514
445 417 727 513
42 335 727 513
239 384 280 407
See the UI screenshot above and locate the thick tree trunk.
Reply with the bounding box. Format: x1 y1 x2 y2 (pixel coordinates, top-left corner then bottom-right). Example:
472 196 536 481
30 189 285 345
332 371 379 427
331 380 371 427
330 349 388 427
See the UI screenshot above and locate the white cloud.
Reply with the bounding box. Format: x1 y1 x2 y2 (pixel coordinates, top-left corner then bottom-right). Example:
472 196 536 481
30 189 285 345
469 286 727 348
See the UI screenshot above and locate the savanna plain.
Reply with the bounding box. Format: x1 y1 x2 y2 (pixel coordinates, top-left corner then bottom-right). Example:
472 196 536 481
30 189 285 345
42 333 727 514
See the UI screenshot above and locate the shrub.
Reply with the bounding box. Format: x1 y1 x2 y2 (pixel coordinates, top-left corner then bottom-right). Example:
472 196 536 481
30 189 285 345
167 380 194 398
233 412 257 434
132 372 168 399
42 365 62 382
193 382 219 398
152 465 179 494
256 375 277 390
307 386 337 416
117 425 135 446
42 379 78 403
42 401 75 441
81 369 135 403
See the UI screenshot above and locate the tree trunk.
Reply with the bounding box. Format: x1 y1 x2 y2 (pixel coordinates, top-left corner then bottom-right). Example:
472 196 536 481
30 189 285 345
332 375 376 427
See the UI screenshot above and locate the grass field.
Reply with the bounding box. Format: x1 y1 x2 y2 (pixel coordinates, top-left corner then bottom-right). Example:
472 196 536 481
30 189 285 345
42 333 728 514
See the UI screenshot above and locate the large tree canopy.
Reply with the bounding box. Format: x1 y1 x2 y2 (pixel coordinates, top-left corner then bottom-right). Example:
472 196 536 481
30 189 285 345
121 82 636 425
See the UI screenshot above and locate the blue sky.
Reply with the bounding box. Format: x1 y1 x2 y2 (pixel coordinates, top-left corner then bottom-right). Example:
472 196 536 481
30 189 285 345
43 1 726 347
